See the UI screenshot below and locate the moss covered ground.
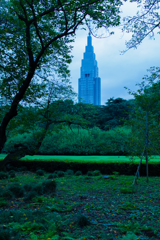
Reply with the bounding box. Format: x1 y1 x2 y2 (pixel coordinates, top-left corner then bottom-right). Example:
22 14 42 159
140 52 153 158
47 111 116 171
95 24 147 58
0 169 160 240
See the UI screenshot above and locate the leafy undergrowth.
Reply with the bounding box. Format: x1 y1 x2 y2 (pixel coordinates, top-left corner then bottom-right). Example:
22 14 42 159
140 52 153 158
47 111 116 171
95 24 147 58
0 170 160 240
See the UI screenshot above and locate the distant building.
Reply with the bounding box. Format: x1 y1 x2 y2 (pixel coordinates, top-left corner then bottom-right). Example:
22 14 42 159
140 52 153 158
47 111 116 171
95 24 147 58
78 33 101 105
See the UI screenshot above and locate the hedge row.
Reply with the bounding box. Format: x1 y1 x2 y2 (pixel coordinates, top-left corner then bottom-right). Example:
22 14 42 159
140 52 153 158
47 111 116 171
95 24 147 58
7 159 160 176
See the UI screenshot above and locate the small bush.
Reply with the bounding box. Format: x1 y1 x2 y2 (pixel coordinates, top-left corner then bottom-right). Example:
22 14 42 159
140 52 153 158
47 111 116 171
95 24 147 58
120 232 137 240
75 171 82 176
0 172 8 180
36 169 45 176
24 190 37 201
77 215 90 227
113 171 119 175
0 229 12 240
18 166 27 172
120 187 135 194
0 198 9 207
48 174 54 179
65 169 74 176
32 184 43 195
7 183 24 198
9 171 16 178
1 190 14 200
42 180 56 194
23 183 33 192
52 172 58 178
93 170 101 176
57 171 65 177
87 171 94 176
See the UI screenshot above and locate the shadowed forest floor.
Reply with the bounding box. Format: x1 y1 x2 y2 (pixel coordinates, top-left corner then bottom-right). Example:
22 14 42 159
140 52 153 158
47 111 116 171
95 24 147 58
0 171 160 240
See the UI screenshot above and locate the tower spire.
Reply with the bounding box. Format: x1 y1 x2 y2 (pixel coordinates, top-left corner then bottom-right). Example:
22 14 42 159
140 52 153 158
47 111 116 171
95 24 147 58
87 32 92 47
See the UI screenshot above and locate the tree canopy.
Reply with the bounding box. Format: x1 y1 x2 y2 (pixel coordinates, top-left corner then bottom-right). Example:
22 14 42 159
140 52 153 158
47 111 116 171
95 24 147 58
122 0 160 51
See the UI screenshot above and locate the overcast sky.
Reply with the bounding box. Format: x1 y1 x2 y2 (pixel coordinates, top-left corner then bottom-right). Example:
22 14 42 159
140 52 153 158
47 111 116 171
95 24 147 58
69 2 160 105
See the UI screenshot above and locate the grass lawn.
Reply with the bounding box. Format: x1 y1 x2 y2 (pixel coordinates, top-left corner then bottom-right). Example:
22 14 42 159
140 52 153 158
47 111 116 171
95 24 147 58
0 169 160 240
1 154 160 164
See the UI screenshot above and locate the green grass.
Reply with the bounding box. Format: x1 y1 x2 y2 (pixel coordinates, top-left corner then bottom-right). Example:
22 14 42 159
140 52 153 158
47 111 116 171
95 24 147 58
1 154 160 164
0 171 160 240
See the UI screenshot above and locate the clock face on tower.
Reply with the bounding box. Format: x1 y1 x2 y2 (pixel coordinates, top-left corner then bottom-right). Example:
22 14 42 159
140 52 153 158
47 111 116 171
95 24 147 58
78 33 101 105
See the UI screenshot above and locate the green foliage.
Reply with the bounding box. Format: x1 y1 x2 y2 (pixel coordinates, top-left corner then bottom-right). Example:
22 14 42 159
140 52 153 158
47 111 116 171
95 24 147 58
119 232 137 240
4 125 131 156
97 98 135 130
0 172 8 180
57 171 65 177
87 171 94 176
117 221 141 234
9 170 16 178
120 186 135 194
75 171 82 176
65 169 74 176
0 190 14 200
32 184 43 195
92 170 101 176
23 183 34 192
0 198 9 207
42 180 56 194
7 183 24 198
36 169 45 176
0 229 13 240
77 215 90 227
48 174 54 179
24 191 38 202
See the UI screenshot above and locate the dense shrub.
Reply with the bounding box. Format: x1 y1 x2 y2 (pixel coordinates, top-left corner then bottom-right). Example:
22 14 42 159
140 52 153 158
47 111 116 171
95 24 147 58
42 180 56 194
18 166 28 172
0 172 8 180
0 198 9 207
120 187 135 194
75 171 82 176
24 190 37 201
93 170 101 176
9 170 16 178
7 183 24 198
4 126 131 155
87 171 94 176
119 232 137 240
23 183 33 192
0 229 13 240
77 215 90 227
1 190 14 200
36 169 45 176
65 169 74 176
57 171 65 177
48 174 54 179
32 184 43 195
4 133 37 154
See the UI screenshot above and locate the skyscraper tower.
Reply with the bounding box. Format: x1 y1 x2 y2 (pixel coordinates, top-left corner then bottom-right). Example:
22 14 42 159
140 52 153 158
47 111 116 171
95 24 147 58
78 33 101 105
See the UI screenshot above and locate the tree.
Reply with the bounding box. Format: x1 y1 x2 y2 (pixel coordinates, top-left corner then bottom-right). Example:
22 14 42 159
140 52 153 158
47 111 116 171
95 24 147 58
122 0 160 51
126 67 160 183
0 0 122 153
74 102 100 128
97 98 134 130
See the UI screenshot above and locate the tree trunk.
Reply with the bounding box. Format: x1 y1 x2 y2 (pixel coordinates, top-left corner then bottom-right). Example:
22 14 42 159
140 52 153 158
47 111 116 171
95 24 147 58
133 146 145 185
0 69 36 153
145 111 149 183
146 150 149 183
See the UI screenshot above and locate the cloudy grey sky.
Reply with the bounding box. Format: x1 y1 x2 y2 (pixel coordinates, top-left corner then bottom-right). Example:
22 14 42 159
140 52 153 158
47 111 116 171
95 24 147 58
69 2 160 105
